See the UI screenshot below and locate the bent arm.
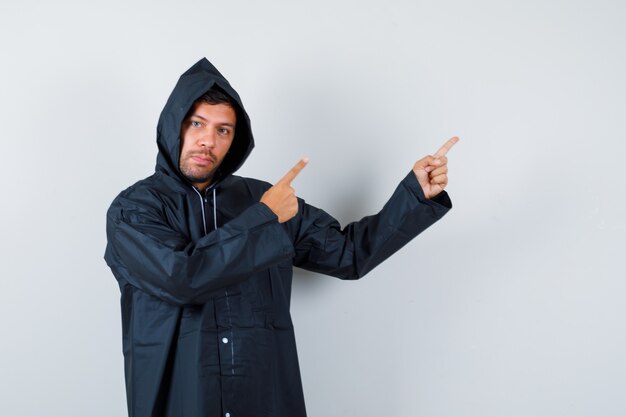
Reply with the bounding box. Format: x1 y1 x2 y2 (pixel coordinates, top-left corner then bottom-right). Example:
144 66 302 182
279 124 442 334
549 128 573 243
292 171 451 279
105 200 294 306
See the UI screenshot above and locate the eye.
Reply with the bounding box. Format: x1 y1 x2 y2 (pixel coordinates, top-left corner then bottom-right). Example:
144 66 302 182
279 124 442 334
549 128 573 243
190 120 202 128
218 127 231 136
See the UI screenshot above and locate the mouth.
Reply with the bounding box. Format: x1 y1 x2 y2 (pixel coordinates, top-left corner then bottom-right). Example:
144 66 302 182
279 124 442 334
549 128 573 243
190 154 215 165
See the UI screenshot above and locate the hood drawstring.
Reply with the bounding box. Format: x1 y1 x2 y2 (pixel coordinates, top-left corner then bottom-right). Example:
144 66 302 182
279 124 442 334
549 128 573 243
213 187 217 231
191 186 218 235
192 187 208 235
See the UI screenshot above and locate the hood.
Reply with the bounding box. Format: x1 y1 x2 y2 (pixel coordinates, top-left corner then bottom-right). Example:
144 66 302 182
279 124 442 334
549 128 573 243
155 57 254 185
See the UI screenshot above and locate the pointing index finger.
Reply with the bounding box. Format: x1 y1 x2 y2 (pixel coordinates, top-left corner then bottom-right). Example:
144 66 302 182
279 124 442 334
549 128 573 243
434 136 460 157
279 157 309 184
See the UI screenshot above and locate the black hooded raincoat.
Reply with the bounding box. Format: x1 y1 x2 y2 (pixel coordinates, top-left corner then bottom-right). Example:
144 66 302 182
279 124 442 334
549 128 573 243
105 58 452 417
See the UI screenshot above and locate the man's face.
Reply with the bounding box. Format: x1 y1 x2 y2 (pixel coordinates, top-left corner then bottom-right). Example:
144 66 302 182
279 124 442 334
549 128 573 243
179 101 236 190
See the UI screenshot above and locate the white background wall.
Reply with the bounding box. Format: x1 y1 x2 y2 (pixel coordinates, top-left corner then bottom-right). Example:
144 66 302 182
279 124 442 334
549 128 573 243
1 1 625 416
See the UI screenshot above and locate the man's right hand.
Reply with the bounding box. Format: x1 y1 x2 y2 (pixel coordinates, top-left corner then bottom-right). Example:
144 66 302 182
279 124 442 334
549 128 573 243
260 158 309 223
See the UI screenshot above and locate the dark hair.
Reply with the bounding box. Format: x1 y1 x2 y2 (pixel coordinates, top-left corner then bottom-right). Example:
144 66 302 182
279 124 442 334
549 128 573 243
196 87 235 107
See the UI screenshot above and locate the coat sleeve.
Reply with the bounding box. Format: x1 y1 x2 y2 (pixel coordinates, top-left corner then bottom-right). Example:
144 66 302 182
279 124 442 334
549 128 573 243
105 194 295 306
291 171 452 279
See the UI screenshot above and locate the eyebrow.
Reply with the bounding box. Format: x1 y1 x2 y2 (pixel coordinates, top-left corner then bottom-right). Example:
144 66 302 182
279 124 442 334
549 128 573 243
189 114 236 127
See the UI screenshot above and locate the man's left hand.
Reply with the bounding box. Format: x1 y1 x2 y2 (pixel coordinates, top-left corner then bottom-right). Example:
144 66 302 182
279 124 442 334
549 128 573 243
413 136 459 199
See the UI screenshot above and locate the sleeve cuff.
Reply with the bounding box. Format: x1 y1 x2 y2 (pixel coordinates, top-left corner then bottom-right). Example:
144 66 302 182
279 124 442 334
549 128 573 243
252 202 295 257
401 171 452 210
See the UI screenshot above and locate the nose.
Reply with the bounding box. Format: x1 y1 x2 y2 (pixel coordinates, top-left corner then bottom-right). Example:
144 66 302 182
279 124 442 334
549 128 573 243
197 130 216 148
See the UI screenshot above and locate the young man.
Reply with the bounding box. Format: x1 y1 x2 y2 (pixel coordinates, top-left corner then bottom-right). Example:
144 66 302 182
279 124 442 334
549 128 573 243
105 58 457 417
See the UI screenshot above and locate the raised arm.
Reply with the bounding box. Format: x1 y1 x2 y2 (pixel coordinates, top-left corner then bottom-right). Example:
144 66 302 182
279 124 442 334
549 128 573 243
105 194 294 306
292 137 458 279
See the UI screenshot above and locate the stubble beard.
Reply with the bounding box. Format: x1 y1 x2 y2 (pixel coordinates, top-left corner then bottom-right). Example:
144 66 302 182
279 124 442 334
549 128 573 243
179 151 218 185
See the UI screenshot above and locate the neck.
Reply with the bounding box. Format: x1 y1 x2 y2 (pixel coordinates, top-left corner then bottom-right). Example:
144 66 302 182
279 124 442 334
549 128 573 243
193 181 211 192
